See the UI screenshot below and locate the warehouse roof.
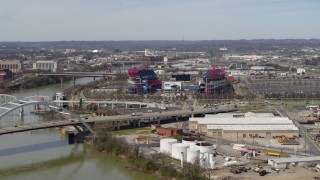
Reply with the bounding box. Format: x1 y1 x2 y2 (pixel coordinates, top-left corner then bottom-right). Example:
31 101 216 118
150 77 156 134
207 125 299 131
193 117 292 125
270 156 320 164
205 112 275 118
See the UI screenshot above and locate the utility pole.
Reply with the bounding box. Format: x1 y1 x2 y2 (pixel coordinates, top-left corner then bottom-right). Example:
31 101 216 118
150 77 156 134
252 135 254 148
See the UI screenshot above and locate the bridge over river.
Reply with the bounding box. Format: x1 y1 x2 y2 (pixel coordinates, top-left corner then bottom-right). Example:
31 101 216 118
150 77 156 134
0 94 238 135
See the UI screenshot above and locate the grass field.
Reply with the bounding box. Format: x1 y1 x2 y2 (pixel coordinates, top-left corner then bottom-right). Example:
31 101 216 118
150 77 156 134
112 127 151 136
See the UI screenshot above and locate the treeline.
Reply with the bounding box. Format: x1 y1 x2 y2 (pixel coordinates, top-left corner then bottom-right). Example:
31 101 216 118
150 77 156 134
21 76 70 89
92 132 208 180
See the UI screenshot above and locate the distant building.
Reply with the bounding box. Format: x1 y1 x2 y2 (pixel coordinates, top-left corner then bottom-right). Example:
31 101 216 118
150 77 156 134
65 49 76 53
235 62 248 70
297 68 306 75
171 74 191 81
145 49 156 57
0 60 22 73
0 69 13 81
33 60 58 72
250 66 275 71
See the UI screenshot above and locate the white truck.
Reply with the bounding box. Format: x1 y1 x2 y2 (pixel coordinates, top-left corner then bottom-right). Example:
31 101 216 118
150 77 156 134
131 112 143 116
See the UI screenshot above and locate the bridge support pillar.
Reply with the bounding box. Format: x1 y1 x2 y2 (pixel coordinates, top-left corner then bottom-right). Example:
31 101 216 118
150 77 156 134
67 131 75 144
176 116 179 121
73 77 76 86
60 77 63 87
294 162 298 167
111 103 114 109
19 107 24 117
133 120 137 127
117 121 120 130
157 118 160 125
138 120 141 127
286 163 290 169
93 77 96 82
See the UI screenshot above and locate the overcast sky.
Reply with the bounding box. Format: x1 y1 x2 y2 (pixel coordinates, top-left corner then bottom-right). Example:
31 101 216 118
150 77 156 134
1 0 319 41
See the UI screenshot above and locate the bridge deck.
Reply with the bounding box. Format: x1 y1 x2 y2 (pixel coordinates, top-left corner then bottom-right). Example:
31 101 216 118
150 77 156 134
0 107 237 135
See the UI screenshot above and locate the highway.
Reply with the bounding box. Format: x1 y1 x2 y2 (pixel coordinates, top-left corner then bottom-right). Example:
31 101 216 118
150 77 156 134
0 106 237 135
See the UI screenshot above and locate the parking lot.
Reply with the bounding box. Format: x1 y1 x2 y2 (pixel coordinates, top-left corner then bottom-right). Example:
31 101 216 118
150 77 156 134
247 79 320 94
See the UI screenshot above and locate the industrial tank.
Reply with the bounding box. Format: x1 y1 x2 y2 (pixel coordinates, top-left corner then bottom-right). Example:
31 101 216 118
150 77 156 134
186 148 200 163
195 142 214 154
171 143 189 160
160 138 178 155
182 137 206 149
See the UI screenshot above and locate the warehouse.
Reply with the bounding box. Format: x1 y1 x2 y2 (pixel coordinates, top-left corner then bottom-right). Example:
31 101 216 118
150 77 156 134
189 112 299 139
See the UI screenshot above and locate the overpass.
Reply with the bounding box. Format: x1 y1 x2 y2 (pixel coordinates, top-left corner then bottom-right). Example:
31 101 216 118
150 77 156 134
54 100 159 108
0 104 237 135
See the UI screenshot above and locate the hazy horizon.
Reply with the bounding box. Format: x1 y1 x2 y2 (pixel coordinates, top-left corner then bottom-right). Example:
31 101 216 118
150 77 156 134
1 38 320 43
1 0 320 41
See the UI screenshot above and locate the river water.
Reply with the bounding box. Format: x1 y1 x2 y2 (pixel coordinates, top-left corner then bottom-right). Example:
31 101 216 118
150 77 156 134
0 77 156 180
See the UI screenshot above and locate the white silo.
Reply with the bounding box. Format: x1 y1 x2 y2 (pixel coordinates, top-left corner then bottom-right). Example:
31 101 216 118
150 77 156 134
182 137 206 149
195 142 214 154
209 153 215 169
171 143 189 160
187 148 200 163
160 138 178 155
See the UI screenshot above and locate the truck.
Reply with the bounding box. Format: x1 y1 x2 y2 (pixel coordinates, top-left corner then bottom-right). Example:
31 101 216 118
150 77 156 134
131 112 143 116
159 106 167 110
264 151 281 157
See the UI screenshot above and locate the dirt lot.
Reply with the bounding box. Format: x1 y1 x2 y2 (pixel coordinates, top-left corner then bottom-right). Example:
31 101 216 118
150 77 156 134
214 166 320 180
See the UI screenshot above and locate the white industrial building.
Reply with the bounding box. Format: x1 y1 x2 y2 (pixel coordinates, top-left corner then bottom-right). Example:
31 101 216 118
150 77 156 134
189 112 299 139
33 60 58 72
297 68 306 75
0 60 22 72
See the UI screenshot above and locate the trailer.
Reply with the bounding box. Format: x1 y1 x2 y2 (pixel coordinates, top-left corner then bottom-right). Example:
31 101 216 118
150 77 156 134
131 112 143 116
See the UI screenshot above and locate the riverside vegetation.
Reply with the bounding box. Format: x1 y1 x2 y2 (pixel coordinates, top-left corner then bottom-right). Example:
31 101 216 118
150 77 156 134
90 131 210 180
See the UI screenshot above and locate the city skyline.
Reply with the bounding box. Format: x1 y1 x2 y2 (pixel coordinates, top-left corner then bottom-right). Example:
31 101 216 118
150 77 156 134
1 0 320 41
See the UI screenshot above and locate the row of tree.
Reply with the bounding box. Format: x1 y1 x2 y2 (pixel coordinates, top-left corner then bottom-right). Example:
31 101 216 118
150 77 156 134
92 131 210 180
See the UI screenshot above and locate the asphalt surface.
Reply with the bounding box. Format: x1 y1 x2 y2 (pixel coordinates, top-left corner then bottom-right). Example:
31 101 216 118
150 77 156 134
278 105 320 156
0 106 238 135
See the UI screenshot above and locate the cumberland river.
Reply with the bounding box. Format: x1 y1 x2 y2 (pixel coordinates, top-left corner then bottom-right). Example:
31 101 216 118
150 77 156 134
0 77 156 180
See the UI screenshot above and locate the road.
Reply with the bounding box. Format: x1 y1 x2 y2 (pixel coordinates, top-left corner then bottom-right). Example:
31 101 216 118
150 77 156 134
278 105 320 156
0 106 238 135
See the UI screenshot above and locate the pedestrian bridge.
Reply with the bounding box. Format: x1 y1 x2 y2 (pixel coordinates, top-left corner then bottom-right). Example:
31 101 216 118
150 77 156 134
0 94 94 134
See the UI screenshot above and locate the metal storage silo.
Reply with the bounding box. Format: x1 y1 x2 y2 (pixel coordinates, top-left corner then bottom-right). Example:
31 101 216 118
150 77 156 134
195 142 214 154
182 137 206 149
160 138 178 155
186 148 200 163
171 143 189 160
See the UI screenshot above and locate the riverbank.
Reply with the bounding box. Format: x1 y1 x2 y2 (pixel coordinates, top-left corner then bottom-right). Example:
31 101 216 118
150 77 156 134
88 131 207 180
0 76 71 94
